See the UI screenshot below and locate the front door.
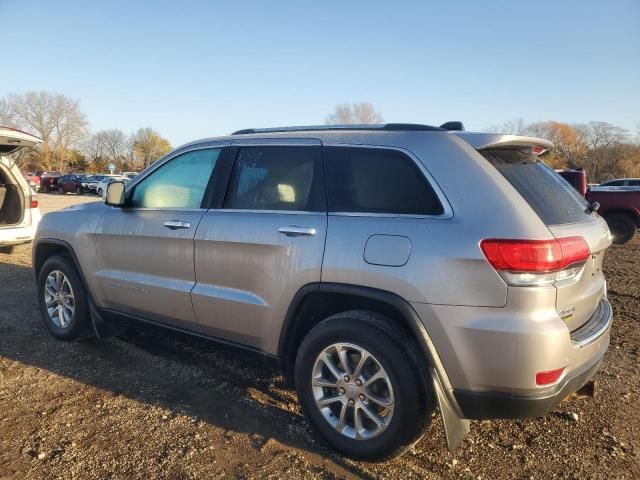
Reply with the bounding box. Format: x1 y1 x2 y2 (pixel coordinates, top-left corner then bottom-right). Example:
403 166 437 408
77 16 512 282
192 143 327 353
95 146 225 330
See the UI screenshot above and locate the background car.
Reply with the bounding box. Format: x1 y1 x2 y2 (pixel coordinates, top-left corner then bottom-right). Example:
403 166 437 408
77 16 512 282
0 127 42 253
80 174 106 193
57 174 85 194
23 172 40 191
22 173 39 191
599 178 640 187
97 175 128 196
36 171 62 193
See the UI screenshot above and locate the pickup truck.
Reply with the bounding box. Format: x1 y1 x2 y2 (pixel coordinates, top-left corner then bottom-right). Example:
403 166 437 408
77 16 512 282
558 169 640 243
34 171 62 193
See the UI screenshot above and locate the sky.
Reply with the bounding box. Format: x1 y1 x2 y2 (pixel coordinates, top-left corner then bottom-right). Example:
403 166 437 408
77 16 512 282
1 0 638 147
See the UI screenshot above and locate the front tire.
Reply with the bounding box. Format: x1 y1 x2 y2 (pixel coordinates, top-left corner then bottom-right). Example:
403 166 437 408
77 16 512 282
37 255 91 341
295 311 434 460
0 245 15 254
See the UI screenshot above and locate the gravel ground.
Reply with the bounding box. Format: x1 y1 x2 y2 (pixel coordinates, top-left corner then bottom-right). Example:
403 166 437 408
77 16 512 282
0 193 638 479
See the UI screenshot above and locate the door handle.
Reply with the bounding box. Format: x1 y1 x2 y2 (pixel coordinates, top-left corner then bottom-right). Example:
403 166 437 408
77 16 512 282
163 220 191 230
278 226 317 237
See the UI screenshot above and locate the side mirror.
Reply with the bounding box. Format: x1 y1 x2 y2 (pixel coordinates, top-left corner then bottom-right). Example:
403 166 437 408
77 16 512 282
105 181 125 207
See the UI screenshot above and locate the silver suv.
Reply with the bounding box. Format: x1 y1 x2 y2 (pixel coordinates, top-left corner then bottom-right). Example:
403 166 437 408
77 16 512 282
33 124 613 460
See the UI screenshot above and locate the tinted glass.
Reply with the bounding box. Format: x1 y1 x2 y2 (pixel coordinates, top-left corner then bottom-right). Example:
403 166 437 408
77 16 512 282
602 180 624 186
324 147 444 215
481 149 591 225
224 146 320 211
130 148 221 209
627 180 640 186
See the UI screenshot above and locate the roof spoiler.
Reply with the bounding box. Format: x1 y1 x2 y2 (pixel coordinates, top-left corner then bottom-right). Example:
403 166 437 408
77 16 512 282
453 132 554 155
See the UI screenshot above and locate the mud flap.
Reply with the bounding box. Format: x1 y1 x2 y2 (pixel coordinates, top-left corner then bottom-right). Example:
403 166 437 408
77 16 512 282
88 296 128 338
430 367 470 450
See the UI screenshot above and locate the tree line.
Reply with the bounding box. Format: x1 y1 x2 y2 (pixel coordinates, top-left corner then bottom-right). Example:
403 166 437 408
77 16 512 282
1 93 637 182
486 118 640 182
325 103 639 183
0 91 172 173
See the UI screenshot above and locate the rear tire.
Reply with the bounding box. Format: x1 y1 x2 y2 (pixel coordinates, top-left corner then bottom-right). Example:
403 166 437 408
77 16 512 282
294 310 433 460
605 213 636 244
0 245 15 254
37 255 92 341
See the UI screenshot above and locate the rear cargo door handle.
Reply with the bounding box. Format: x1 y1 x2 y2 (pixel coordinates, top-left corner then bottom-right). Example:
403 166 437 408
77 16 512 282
163 220 191 230
278 226 317 237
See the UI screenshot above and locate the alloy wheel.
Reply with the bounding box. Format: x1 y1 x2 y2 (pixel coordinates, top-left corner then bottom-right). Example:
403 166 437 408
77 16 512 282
44 270 76 328
311 342 394 440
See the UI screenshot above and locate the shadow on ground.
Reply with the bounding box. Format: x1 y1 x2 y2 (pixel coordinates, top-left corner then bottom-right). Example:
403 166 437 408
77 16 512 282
0 259 383 479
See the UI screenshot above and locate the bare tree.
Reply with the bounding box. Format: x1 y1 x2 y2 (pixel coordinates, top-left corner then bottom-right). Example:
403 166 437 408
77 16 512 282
581 121 629 180
9 91 87 171
0 98 16 126
102 129 128 166
83 131 108 163
325 102 384 125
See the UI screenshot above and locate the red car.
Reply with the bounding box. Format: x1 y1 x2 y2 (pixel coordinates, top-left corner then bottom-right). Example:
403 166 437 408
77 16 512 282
57 174 85 194
586 188 640 243
23 173 40 191
557 169 640 243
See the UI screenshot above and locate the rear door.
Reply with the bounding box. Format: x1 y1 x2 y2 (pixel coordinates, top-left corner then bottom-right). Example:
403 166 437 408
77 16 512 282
480 147 611 331
0 127 41 229
95 145 227 330
192 141 327 352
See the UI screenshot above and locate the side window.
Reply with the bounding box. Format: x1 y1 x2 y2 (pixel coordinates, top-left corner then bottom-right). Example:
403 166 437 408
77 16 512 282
130 148 221 209
324 146 444 215
224 146 322 211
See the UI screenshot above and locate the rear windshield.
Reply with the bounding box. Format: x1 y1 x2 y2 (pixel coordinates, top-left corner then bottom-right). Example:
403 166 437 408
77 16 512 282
481 149 592 225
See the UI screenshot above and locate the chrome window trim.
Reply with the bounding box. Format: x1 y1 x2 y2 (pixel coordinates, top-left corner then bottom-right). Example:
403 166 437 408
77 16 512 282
323 143 454 220
329 211 448 219
115 207 207 213
207 209 323 216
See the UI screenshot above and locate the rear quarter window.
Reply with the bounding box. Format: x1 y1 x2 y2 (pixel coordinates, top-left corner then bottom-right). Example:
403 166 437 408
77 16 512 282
324 146 444 215
481 149 591 225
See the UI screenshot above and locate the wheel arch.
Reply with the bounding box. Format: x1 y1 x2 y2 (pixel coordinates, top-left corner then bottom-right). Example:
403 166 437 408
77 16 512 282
278 283 442 386
33 239 90 292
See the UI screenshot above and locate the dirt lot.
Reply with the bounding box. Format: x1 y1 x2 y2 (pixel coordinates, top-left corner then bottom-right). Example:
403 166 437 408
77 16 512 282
0 193 638 479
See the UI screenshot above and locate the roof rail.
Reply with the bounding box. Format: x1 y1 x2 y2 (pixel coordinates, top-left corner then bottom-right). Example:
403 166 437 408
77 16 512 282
231 123 445 135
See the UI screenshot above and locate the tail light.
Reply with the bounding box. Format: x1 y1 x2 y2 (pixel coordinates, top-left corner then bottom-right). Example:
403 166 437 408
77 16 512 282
480 236 590 286
30 196 38 208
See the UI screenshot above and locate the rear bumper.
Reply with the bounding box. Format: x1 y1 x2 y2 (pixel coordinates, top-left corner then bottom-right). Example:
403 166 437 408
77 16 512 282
0 214 40 247
412 293 612 419
453 347 605 419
